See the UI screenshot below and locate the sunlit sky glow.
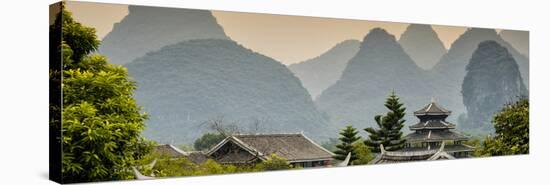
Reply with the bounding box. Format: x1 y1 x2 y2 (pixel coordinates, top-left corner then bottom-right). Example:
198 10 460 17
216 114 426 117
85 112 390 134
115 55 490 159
66 2 474 65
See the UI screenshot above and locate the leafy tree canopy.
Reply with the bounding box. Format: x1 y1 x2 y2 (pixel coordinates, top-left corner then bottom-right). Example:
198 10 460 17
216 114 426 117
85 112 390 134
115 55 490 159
56 6 152 183
254 154 296 171
477 99 529 156
193 133 226 151
351 141 374 165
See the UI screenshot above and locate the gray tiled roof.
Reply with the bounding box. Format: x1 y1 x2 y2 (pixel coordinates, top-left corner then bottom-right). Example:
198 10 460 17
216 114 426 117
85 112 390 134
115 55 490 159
369 143 457 164
209 133 334 163
414 101 451 115
234 133 335 162
405 130 469 142
402 144 474 153
409 119 456 130
187 151 209 164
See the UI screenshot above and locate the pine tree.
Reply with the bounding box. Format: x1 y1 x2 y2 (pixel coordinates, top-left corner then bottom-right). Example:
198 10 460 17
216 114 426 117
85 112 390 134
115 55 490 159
334 125 361 162
364 91 407 152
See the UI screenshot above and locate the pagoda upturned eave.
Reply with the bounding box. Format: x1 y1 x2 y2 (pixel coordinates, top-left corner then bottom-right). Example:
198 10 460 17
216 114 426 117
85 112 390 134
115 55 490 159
404 130 469 143
409 120 456 130
413 101 451 116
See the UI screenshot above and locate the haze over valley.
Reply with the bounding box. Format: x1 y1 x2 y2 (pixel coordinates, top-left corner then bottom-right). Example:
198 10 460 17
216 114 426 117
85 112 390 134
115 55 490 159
67 2 529 144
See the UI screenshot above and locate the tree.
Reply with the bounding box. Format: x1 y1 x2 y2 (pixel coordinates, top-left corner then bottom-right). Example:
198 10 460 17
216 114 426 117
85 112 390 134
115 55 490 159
334 125 361 162
56 6 152 183
477 99 529 156
351 142 374 165
364 91 407 152
254 154 294 171
193 133 226 151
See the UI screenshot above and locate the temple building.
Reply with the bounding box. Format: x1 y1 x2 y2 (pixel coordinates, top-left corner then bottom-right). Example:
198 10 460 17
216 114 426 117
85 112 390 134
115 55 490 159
206 133 335 168
370 100 474 164
369 143 455 164
402 100 474 158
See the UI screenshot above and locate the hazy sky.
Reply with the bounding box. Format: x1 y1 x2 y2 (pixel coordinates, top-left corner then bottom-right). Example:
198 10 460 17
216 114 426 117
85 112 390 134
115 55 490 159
66 2 469 65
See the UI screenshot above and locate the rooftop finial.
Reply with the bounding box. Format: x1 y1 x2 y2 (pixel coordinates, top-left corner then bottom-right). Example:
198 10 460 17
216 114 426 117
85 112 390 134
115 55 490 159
380 144 386 154
431 97 435 103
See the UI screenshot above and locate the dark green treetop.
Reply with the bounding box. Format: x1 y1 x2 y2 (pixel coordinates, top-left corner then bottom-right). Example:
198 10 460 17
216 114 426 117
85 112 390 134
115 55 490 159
334 125 361 162
364 91 407 152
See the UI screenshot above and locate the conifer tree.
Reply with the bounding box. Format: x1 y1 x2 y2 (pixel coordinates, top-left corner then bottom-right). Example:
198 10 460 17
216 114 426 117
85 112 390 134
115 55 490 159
334 125 361 162
364 91 407 152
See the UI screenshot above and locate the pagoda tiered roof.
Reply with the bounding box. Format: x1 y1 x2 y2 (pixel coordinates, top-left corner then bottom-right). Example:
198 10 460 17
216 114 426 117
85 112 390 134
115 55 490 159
369 143 456 164
413 101 451 116
405 100 470 143
405 130 469 142
409 119 456 130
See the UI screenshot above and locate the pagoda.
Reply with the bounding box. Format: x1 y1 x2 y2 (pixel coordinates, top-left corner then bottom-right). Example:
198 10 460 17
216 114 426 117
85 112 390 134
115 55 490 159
403 100 474 158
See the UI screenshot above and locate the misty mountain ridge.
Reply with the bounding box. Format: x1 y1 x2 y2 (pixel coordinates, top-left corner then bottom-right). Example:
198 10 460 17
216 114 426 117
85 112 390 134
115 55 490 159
125 39 333 144
316 28 435 131
288 40 361 99
432 28 528 88
99 6 229 65
461 40 528 133
420 28 530 123
399 24 447 70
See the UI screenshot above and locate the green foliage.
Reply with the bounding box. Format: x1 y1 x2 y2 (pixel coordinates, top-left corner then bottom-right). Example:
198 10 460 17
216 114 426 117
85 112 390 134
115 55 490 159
193 133 226 151
134 153 296 178
57 7 152 183
254 154 294 171
59 9 100 63
364 91 407 152
464 136 482 153
351 142 374 165
138 156 251 177
334 125 361 162
477 99 529 156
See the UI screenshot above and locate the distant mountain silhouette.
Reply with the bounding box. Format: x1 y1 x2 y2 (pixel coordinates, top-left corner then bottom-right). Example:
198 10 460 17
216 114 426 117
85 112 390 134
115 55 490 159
461 41 528 133
126 39 332 144
399 24 447 70
316 28 433 130
500 30 529 58
428 28 529 123
99 6 228 65
433 28 528 89
288 40 360 99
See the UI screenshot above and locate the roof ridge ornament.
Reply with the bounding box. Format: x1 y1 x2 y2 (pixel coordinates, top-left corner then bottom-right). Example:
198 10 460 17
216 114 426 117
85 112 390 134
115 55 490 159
132 166 155 180
380 144 386 154
336 152 351 167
